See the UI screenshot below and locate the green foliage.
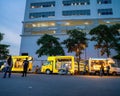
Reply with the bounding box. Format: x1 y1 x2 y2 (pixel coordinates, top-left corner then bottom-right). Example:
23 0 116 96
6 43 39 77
0 32 10 60
89 24 120 57
0 33 4 41
110 24 120 58
62 29 88 59
36 34 65 57
62 29 88 74
0 44 9 60
113 54 120 59
109 24 120 49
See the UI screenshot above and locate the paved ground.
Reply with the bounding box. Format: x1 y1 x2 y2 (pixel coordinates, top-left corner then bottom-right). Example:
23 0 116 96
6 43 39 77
0 72 120 96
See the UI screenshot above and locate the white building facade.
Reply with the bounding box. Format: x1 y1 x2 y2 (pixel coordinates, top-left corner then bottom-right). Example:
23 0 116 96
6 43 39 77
20 0 120 64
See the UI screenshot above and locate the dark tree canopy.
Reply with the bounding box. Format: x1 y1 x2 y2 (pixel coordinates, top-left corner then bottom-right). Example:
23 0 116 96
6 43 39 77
0 33 4 41
89 24 120 57
62 29 88 59
0 32 10 60
0 44 9 60
36 34 65 57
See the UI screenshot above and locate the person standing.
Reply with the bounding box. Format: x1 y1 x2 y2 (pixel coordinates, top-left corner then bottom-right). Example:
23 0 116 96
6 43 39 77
34 65 39 74
22 57 29 77
3 55 13 78
100 64 104 76
106 65 110 76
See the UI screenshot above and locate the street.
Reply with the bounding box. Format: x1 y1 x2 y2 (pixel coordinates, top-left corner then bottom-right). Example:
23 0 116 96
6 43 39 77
0 73 120 96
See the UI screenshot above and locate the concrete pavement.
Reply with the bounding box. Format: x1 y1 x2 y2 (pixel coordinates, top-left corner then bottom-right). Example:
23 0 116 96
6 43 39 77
0 73 120 96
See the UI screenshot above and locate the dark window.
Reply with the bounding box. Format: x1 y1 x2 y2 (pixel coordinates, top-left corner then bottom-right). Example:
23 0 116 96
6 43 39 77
98 8 113 15
62 10 90 16
97 0 111 4
29 12 55 19
30 1 55 8
21 53 28 56
62 0 90 6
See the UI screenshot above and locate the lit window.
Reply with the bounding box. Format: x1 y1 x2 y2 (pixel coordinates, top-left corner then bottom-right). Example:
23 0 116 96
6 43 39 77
29 12 55 19
98 1 101 4
32 24 36 27
62 0 90 6
30 1 55 8
97 0 111 4
98 13 101 16
31 30 56 35
25 22 56 28
85 2 87 5
31 6 35 8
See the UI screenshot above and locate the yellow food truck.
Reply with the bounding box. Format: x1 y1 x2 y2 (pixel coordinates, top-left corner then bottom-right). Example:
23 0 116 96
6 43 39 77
41 56 86 75
0 56 33 72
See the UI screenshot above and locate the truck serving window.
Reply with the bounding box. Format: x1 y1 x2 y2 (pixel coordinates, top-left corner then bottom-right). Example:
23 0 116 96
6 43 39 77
43 61 51 65
111 64 117 67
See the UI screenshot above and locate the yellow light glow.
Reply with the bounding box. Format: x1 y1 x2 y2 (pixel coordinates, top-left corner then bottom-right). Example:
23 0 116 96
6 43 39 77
66 22 70 26
41 23 47 26
51 23 55 26
32 24 36 27
84 22 89 25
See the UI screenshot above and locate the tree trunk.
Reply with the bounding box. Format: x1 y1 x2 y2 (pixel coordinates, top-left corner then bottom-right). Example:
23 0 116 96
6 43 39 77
77 54 81 74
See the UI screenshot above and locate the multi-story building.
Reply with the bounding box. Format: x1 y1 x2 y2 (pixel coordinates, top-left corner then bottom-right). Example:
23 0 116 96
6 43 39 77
20 0 120 64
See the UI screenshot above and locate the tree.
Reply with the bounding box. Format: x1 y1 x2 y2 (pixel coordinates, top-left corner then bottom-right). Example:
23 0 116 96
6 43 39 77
89 25 117 57
0 44 9 60
36 34 65 57
62 29 88 73
110 24 120 59
0 32 10 60
0 33 4 41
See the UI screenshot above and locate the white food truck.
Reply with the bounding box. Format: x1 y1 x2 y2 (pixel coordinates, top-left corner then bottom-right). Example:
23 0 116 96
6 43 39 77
88 58 120 75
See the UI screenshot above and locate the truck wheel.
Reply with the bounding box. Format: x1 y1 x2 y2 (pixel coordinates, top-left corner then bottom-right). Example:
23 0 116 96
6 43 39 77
58 69 65 75
112 72 117 76
46 69 51 75
58 69 63 75
28 69 31 71
67 71 71 75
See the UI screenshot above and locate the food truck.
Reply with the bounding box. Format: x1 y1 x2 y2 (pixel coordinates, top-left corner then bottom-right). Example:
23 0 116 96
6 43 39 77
41 56 86 75
88 58 120 75
0 56 33 72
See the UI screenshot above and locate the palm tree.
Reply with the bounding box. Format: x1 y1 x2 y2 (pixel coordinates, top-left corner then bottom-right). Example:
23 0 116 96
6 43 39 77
89 25 116 57
36 34 65 57
62 29 88 73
